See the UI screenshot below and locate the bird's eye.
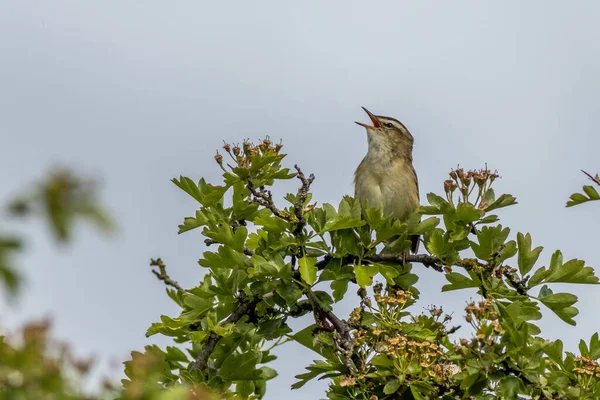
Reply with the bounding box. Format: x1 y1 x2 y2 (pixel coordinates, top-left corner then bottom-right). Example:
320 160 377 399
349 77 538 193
384 122 394 128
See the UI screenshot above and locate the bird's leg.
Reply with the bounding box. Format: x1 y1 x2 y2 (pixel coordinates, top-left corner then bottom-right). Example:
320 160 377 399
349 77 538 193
401 251 408 265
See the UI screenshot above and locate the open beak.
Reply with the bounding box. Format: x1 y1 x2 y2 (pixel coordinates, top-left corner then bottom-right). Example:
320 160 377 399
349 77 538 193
354 106 381 129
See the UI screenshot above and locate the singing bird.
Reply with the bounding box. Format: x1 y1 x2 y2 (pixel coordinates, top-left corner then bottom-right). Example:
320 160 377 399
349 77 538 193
354 107 420 253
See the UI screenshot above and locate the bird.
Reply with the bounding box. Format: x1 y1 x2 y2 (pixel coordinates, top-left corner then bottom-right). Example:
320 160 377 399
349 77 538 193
354 106 420 253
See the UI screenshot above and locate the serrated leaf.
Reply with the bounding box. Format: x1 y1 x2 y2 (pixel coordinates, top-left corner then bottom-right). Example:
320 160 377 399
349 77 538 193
538 291 579 325
496 240 517 264
538 292 577 308
172 176 203 203
355 264 378 288
498 376 526 398
331 279 349 302
546 339 563 366
455 203 483 223
321 216 366 233
411 217 440 234
517 233 543 276
220 351 262 380
291 325 336 359
470 225 510 260
442 272 479 292
254 213 289 233
583 185 600 199
485 194 517 211
476 214 499 225
567 185 600 207
425 229 457 264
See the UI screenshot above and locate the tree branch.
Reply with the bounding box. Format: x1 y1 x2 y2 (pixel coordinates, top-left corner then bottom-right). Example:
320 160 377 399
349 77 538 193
305 289 357 372
292 165 315 234
189 292 262 373
150 258 183 292
246 180 288 220
313 253 529 296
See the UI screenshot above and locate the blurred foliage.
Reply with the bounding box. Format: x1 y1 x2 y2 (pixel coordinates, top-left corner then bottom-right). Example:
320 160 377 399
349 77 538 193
0 320 110 399
0 168 116 399
1 168 113 296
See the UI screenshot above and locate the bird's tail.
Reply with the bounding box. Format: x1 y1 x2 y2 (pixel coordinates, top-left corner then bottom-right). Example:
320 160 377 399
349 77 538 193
410 234 420 254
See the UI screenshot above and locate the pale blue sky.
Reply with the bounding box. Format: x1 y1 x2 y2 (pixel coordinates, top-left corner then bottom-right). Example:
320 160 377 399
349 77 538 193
1 1 599 398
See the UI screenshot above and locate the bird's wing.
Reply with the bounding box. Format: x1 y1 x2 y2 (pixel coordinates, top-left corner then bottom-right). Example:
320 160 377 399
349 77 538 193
411 165 419 200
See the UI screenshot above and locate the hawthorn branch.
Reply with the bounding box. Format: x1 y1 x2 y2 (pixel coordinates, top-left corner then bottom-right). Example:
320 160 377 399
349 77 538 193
189 292 262 373
313 253 529 296
502 267 529 296
305 289 356 372
150 258 183 292
246 180 287 220
292 165 315 234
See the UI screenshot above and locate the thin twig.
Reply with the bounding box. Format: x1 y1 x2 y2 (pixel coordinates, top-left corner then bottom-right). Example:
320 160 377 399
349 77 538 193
305 289 356 372
246 180 288 220
150 258 183 291
582 170 600 185
292 165 315 234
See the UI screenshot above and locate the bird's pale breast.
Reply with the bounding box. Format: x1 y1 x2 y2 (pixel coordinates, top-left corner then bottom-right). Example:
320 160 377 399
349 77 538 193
354 158 419 221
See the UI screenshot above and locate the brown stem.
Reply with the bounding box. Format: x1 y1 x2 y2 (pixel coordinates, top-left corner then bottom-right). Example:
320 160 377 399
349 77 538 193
292 165 315 234
305 289 356 372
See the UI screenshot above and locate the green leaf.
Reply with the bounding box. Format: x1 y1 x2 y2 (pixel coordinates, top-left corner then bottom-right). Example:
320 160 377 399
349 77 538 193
172 177 228 207
426 193 452 211
470 225 510 260
254 213 289 233
455 203 483 223
299 257 317 285
498 376 526 398
545 339 564 366
177 210 210 234
331 279 349 302
538 290 577 308
583 185 600 199
291 325 336 359
442 272 479 292
485 193 517 211
236 381 255 398
476 214 499 225
580 333 600 360
567 185 600 207
538 289 579 325
219 351 263 380
321 216 366 233
383 379 400 394
517 233 543 276
496 240 517 264
460 371 488 396
172 176 203 203
545 253 599 285
355 264 378 288
425 229 458 264
259 366 278 380
528 250 599 287
411 217 440 235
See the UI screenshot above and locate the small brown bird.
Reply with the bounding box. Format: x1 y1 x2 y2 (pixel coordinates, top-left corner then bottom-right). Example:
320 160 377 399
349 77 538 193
354 107 420 253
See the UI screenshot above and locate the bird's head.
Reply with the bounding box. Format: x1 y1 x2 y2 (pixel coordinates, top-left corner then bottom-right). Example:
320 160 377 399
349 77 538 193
355 106 414 159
